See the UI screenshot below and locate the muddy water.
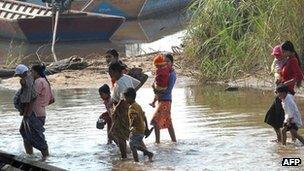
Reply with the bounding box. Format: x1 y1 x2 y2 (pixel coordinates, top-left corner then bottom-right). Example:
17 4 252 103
1 85 304 170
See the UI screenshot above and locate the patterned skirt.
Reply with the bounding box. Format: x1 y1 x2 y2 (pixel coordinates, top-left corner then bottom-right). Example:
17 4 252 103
151 101 172 129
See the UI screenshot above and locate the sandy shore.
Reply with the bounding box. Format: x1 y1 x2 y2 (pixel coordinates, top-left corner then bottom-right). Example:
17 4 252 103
3 53 303 98
0 54 198 90
220 71 304 97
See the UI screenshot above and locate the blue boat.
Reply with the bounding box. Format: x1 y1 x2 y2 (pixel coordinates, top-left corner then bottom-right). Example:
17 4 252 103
0 0 125 43
25 0 192 19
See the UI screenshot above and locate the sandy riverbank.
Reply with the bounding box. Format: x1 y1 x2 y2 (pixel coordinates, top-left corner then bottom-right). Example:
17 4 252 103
220 71 304 97
2 53 304 97
0 54 198 90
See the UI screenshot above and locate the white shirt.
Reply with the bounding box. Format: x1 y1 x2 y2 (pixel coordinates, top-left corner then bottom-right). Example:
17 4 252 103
112 74 140 102
281 94 303 127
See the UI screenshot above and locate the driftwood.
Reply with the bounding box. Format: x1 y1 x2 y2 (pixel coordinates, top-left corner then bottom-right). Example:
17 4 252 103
0 56 89 79
45 56 89 75
0 69 15 79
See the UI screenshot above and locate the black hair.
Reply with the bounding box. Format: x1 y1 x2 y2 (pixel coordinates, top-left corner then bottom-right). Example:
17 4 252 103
276 84 289 93
99 84 110 95
124 88 136 100
282 41 303 87
165 53 174 63
106 49 119 58
32 63 50 85
108 62 123 73
281 41 302 68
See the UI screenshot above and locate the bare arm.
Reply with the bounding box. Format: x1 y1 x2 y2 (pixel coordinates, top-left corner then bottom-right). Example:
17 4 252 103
284 79 296 86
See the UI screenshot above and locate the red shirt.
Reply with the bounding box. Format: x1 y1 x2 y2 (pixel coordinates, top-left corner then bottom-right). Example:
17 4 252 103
280 57 303 94
155 65 171 88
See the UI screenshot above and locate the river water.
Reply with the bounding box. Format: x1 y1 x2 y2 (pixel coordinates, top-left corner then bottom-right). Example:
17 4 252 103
1 85 304 170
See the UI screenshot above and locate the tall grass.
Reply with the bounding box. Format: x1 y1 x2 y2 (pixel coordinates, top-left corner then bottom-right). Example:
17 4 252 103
3 40 23 68
185 0 304 81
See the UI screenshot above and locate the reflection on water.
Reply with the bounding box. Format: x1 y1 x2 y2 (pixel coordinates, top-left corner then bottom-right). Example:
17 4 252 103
0 11 187 65
1 85 304 170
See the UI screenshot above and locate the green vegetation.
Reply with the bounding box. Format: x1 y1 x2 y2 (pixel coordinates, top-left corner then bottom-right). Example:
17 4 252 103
185 0 304 80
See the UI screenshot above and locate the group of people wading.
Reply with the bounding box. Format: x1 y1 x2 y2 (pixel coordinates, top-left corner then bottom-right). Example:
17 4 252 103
14 49 177 162
13 41 304 163
265 41 304 145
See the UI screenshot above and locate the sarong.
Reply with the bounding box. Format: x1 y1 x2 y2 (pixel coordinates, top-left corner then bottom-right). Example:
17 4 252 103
110 100 130 141
151 101 172 129
19 113 48 151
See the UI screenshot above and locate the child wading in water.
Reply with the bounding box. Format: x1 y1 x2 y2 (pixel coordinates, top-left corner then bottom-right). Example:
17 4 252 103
150 54 171 108
276 84 304 145
124 88 154 162
98 84 114 144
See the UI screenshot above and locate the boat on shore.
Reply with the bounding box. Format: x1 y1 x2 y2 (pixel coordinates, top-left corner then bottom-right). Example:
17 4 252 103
26 0 191 19
0 0 125 43
0 150 65 171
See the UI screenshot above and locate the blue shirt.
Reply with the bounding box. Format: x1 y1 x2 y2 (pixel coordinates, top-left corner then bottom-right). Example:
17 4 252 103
160 70 176 101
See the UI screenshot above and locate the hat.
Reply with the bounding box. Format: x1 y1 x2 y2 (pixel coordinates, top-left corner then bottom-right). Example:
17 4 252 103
153 54 166 66
99 84 110 95
271 45 282 59
14 64 29 76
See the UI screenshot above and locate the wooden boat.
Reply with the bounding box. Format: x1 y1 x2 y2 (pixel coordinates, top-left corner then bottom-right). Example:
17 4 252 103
0 151 65 171
112 11 188 43
26 0 191 19
0 0 125 43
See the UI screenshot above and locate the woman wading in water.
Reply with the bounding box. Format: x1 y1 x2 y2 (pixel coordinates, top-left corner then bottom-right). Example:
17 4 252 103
16 64 54 160
265 41 303 143
150 53 177 143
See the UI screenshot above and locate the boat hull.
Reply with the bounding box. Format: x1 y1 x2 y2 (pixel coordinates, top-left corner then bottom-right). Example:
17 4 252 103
19 14 124 42
26 0 191 19
0 14 124 43
0 0 125 43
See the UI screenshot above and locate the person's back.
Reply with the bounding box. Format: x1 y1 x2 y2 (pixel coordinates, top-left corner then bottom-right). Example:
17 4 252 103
282 93 303 128
32 77 53 117
20 74 36 104
112 74 140 103
277 84 304 145
124 88 153 162
129 102 146 134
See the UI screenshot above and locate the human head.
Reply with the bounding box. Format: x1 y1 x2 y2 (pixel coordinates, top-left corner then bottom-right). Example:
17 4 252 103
153 54 167 67
106 49 119 64
124 87 136 104
99 84 110 100
275 84 289 100
14 64 29 78
281 41 296 57
108 62 123 81
271 45 283 59
165 53 174 65
31 64 46 80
